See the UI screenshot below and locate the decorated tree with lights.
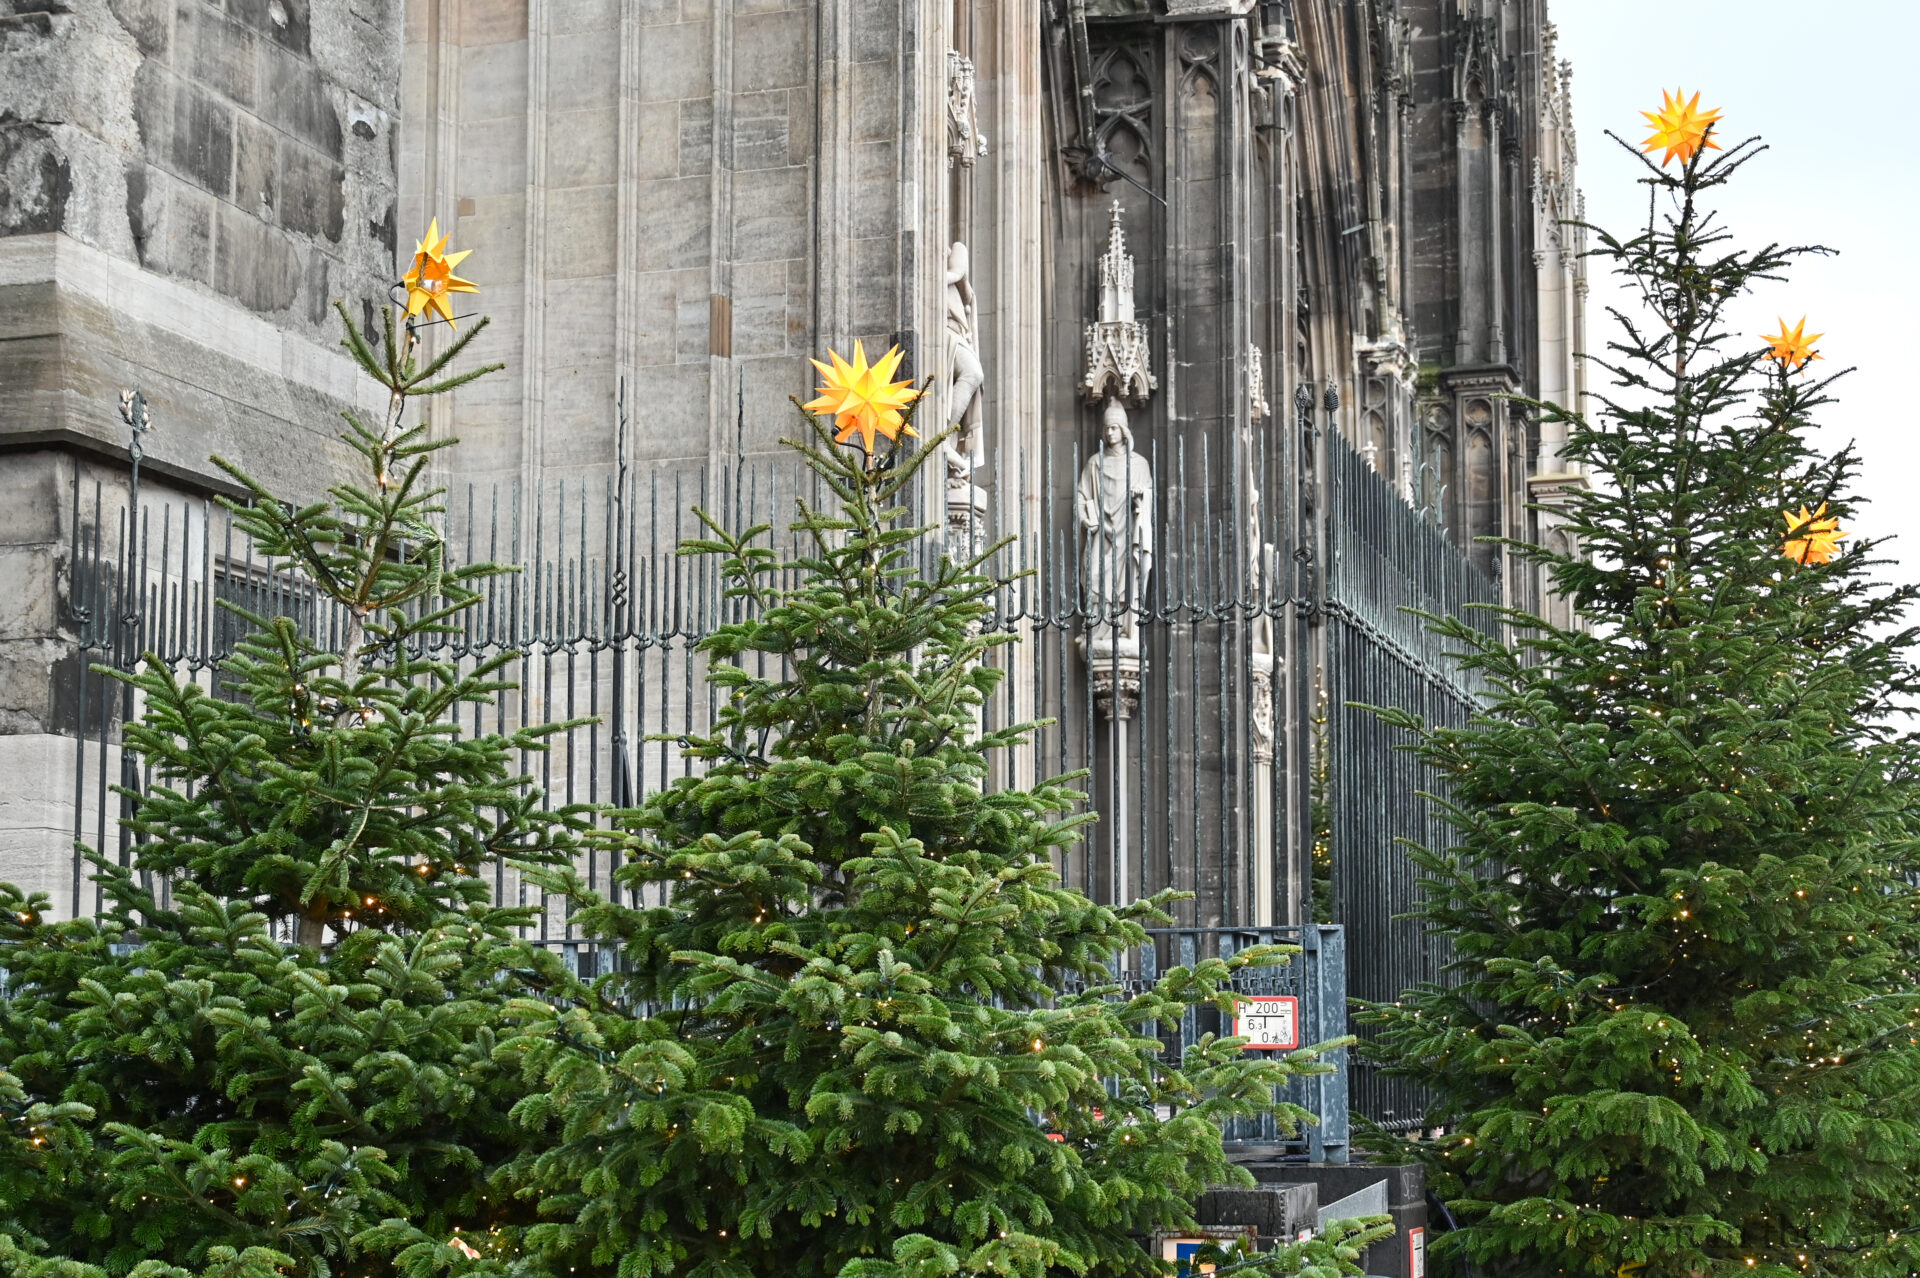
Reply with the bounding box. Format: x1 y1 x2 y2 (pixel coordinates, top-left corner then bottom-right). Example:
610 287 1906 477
480 349 1389 1278
1361 93 1920 1278
0 224 592 1277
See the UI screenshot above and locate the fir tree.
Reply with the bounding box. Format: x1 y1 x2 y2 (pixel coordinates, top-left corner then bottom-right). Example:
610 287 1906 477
0 305 590 1277
1362 109 1920 1277
489 399 1390 1278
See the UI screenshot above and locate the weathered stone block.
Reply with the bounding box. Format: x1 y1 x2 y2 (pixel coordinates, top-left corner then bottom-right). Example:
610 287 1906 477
550 0 618 34
852 68 896 143
637 177 709 272
784 254 810 353
849 0 899 64
850 236 898 334
229 0 312 55
546 107 617 188
453 116 527 197
177 4 259 110
626 362 709 459
542 364 618 456
674 289 709 364
0 547 58 642
638 20 711 103
277 141 346 241
547 30 619 114
299 242 331 325
729 287 785 359
629 101 677 181
321 0 404 112
0 123 70 237
213 204 302 313
0 734 89 916
0 457 65 548
851 141 896 239
233 113 278 220
543 186 616 278
733 11 806 92
737 353 808 450
773 92 806 167
259 45 341 156
731 111 788 171
542 273 616 357
731 166 805 263
440 197 523 290
108 0 172 61
459 38 529 122
164 74 237 196
141 173 216 283
459 0 530 46
677 97 713 174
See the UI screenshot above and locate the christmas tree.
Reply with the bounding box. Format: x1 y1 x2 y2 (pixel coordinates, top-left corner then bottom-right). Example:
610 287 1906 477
1362 95 1920 1277
0 225 592 1276
491 354 1390 1278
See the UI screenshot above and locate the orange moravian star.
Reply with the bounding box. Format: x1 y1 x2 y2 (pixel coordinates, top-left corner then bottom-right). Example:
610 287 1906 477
1782 503 1846 566
1640 89 1723 167
803 341 923 452
1762 317 1823 372
401 218 479 328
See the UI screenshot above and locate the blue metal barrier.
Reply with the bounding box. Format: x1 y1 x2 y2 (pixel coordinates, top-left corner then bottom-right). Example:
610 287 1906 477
537 923 1350 1162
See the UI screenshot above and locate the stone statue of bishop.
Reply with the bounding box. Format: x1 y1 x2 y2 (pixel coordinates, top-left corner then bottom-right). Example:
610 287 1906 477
1076 395 1154 643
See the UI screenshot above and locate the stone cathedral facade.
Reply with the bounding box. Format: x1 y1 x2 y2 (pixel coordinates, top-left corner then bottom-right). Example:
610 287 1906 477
0 0 1583 939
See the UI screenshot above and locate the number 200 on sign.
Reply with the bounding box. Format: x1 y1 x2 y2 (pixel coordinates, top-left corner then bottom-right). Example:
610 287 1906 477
1232 996 1299 1049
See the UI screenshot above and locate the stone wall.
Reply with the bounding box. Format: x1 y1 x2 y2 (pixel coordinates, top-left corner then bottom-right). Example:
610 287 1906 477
0 0 401 501
0 1 406 911
398 0 941 493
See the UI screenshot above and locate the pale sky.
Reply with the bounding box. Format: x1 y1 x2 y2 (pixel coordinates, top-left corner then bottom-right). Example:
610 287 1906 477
1555 1 1920 586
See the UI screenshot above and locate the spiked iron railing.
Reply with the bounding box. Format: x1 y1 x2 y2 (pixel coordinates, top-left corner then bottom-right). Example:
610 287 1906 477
53 400 1490 1139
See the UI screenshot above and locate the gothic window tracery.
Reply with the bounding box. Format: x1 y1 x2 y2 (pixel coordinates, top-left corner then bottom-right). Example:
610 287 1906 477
1091 43 1155 183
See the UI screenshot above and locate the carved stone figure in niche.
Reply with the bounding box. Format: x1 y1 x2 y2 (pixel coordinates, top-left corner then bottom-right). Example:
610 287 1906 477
945 50 987 168
1243 422 1276 764
943 241 986 495
1076 396 1154 641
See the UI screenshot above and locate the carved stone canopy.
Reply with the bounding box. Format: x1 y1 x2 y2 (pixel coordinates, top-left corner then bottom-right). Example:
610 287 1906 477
1082 202 1156 406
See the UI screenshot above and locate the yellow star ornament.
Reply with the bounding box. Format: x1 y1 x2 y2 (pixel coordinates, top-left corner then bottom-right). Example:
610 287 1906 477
1640 89 1723 167
402 218 478 327
1762 316 1823 372
803 341 923 452
1782 503 1846 566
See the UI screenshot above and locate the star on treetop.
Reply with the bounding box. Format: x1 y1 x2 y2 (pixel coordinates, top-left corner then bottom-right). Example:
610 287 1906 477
402 218 478 328
803 341 922 453
1762 316 1823 372
1640 89 1723 167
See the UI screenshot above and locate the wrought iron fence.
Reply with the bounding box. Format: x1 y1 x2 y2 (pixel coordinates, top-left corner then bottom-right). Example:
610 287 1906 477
58 414 1317 927
50 388 1490 1143
1322 425 1499 1132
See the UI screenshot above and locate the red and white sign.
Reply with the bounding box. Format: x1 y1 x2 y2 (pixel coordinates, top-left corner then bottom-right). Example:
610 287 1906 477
1232 995 1300 1049
1408 1226 1426 1278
